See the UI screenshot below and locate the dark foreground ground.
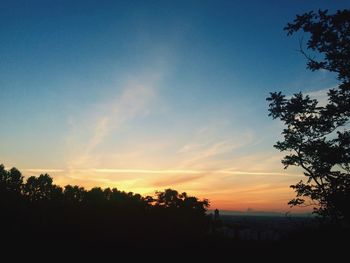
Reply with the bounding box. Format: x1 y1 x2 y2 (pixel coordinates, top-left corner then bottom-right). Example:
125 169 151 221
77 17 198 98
2 215 349 259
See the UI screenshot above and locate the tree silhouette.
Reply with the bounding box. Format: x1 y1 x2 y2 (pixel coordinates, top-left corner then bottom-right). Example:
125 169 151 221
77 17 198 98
64 185 85 202
0 165 24 228
23 174 63 202
0 164 211 247
155 188 182 208
0 165 23 194
86 187 105 203
155 188 209 213
267 9 350 222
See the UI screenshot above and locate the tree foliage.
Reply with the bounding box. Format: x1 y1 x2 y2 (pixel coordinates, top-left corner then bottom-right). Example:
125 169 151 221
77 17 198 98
0 165 23 194
0 164 211 245
267 9 350 222
155 188 209 213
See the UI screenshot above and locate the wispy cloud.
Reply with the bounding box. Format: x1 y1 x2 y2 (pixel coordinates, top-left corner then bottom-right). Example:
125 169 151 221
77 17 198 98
24 167 283 175
90 168 201 174
176 127 254 168
179 139 236 158
152 174 205 187
87 79 157 152
306 88 331 106
176 143 202 154
71 168 283 175
66 73 161 173
216 170 283 175
23 169 64 173
287 86 335 107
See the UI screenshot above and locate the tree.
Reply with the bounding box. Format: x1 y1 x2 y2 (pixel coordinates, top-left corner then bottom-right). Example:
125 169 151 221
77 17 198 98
0 165 23 194
155 188 209 214
86 187 105 204
23 174 63 202
155 189 182 208
267 9 350 222
64 185 86 202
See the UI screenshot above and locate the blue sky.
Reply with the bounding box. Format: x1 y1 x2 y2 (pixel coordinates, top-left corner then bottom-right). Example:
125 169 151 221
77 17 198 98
0 0 348 211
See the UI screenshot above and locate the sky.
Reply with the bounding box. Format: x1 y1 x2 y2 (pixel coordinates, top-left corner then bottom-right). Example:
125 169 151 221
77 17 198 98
0 0 348 213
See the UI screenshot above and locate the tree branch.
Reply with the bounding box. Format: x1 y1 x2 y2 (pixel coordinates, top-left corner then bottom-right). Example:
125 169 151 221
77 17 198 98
295 149 323 189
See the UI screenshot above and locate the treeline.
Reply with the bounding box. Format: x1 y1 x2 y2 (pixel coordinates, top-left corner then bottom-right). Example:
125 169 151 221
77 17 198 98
0 164 211 247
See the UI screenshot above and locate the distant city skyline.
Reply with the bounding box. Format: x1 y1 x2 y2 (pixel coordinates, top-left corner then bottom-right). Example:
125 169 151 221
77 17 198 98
1 0 348 212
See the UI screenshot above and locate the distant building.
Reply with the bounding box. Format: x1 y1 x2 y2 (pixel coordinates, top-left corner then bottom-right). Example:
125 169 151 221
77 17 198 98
214 209 220 221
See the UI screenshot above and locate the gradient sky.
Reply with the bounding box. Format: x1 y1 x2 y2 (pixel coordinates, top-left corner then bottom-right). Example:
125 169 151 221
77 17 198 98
1 0 348 212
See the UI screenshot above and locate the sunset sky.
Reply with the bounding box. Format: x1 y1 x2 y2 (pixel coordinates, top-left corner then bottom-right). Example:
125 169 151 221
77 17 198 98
0 0 347 212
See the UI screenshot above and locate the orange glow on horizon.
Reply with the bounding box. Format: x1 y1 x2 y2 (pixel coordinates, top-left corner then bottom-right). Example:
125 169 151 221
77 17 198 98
18 165 311 213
